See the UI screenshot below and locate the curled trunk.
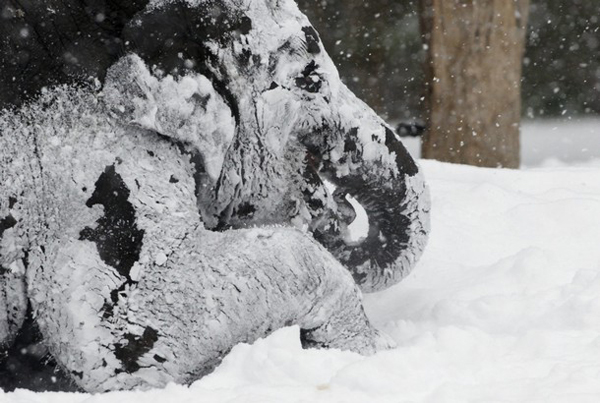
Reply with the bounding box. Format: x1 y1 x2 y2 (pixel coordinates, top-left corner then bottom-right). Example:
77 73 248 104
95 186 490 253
300 88 430 292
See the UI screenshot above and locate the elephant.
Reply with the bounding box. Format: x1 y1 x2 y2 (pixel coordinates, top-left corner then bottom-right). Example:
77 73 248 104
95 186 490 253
0 0 430 392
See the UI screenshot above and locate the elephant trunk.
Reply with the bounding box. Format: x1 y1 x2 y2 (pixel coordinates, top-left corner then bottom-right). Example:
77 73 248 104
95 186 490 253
304 90 431 293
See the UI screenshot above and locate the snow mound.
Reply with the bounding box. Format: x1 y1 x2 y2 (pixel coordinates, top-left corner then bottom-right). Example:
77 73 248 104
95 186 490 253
4 160 600 402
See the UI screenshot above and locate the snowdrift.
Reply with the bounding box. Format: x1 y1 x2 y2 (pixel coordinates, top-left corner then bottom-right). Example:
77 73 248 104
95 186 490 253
4 159 600 402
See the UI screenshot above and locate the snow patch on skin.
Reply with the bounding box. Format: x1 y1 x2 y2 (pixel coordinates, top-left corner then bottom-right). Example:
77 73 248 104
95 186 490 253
333 88 395 168
256 87 303 155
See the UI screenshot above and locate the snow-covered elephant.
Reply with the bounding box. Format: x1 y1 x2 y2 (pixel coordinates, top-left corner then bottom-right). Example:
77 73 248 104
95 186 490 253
0 0 430 392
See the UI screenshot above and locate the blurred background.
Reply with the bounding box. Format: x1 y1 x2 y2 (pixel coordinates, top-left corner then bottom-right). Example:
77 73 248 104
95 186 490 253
297 0 600 167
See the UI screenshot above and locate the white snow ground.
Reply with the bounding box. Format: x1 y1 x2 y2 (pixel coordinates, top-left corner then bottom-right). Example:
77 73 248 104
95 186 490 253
3 120 600 402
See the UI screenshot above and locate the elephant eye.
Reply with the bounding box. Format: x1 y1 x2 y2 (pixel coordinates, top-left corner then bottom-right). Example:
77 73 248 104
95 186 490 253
295 61 322 93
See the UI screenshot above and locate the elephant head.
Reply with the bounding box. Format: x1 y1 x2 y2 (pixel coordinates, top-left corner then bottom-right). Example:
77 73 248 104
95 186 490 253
118 0 430 292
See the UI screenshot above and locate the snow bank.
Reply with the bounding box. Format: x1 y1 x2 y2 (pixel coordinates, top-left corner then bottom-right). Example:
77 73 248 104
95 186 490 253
4 160 600 402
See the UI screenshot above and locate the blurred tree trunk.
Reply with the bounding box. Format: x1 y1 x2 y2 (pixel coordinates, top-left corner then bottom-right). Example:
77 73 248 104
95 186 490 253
419 0 529 168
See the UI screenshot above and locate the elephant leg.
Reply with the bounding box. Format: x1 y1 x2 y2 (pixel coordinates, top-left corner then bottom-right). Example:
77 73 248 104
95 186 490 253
187 227 395 358
24 124 207 392
119 226 392 389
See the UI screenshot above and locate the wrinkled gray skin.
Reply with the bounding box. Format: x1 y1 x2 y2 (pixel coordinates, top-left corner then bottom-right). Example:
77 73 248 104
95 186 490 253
0 0 429 392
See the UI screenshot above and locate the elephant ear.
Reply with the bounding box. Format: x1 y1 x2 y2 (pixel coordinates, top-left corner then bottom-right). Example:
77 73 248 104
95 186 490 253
103 55 235 184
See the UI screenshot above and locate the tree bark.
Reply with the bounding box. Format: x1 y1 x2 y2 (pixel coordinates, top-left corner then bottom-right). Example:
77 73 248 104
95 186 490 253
419 0 529 168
